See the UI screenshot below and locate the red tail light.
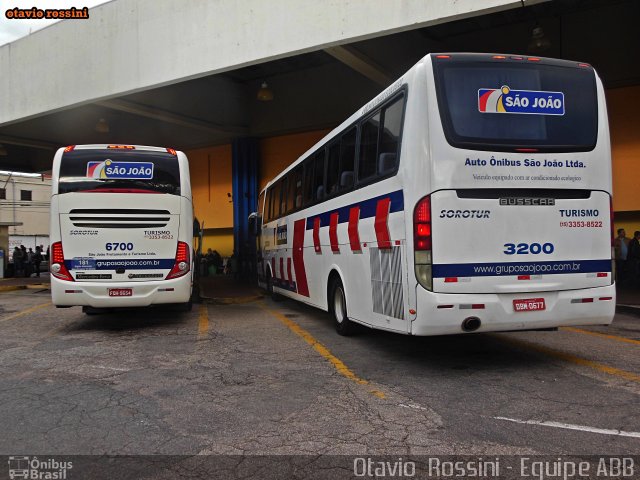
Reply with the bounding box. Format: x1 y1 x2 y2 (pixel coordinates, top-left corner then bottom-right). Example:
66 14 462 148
414 195 433 291
166 241 190 280
50 241 74 281
63 145 75 153
414 196 432 250
166 148 177 156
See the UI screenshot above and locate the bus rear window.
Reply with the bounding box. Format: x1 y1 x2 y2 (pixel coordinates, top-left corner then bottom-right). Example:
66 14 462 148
433 60 598 152
58 149 181 195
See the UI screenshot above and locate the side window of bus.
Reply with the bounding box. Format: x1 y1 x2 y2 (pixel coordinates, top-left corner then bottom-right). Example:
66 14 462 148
339 127 357 193
302 157 315 207
379 95 404 174
271 181 281 220
313 149 326 202
326 142 340 197
264 188 272 222
258 191 266 221
358 112 381 183
279 177 288 217
288 166 303 212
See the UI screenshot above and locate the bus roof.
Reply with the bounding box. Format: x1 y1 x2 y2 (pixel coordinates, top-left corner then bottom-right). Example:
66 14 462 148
64 144 175 153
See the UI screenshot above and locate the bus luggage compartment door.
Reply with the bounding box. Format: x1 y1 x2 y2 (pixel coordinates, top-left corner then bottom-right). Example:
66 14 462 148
429 189 612 294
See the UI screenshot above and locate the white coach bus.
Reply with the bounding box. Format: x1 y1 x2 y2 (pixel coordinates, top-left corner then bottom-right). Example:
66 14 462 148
254 53 615 336
50 144 195 312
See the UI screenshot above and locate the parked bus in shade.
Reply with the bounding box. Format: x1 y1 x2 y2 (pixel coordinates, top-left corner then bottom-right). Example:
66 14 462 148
252 53 614 336
50 144 195 313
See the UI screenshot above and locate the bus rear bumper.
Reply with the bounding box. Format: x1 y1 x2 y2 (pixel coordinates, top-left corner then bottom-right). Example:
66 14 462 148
411 284 616 336
51 276 192 308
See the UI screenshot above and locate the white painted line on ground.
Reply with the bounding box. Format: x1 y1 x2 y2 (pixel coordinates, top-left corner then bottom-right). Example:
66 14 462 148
398 403 429 411
493 416 640 439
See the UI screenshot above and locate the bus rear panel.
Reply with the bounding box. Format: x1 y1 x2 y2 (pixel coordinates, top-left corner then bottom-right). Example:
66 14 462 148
411 54 614 335
50 145 194 308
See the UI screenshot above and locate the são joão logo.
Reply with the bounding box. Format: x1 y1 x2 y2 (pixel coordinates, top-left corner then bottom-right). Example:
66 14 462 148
478 86 565 115
86 159 154 180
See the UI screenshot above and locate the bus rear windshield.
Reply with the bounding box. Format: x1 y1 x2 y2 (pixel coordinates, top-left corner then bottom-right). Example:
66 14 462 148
59 150 181 195
433 61 598 152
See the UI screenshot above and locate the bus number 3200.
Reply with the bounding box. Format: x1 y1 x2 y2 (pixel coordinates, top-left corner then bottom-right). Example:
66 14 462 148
105 242 134 251
503 242 554 255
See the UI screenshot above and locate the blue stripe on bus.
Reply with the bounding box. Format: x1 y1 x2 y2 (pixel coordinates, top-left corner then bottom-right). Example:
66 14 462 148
305 189 404 230
66 259 175 270
432 259 612 278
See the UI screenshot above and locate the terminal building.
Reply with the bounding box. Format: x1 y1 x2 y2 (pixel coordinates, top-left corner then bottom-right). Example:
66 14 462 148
0 0 638 257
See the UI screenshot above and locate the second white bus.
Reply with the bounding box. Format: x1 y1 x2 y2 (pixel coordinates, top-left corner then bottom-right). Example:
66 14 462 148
254 52 615 336
50 144 195 312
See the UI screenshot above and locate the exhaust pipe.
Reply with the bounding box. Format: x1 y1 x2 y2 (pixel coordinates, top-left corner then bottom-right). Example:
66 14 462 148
462 317 481 332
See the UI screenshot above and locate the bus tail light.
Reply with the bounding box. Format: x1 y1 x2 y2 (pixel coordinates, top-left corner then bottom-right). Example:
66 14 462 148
414 195 433 290
50 241 74 282
166 241 190 280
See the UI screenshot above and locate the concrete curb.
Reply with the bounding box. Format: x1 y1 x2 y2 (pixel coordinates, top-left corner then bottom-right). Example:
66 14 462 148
26 284 50 290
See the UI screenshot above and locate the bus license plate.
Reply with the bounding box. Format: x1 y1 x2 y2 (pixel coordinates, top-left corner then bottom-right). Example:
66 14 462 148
109 288 132 297
513 298 546 312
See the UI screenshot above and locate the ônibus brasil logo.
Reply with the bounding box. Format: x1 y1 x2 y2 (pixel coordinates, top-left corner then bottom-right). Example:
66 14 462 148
86 159 154 180
8 456 73 479
478 85 565 115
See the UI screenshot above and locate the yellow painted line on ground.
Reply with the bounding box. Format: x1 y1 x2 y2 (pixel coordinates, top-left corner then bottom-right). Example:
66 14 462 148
562 327 640 347
499 336 640 383
261 303 386 399
198 304 209 337
0 302 51 323
0 285 27 292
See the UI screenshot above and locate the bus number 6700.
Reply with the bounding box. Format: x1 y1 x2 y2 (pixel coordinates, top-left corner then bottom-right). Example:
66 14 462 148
106 242 134 251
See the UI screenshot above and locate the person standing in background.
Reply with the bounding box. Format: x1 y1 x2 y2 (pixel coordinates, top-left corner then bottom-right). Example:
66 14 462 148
614 228 630 285
33 246 43 277
627 231 640 287
12 246 23 277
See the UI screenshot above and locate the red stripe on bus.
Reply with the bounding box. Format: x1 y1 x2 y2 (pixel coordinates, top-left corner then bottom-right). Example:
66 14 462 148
292 219 309 296
374 197 392 249
279 257 284 281
330 212 340 252
348 206 361 251
287 258 292 287
313 217 321 253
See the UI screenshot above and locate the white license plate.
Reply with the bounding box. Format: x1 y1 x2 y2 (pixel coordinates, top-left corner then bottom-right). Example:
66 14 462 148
513 298 546 312
108 288 132 297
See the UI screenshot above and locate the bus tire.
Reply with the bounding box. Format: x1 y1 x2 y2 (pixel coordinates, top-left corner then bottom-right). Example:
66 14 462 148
266 271 282 302
329 277 358 336
191 283 201 304
177 300 192 312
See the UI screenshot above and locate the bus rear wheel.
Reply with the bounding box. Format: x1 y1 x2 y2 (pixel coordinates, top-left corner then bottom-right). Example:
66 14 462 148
329 277 358 336
266 271 281 301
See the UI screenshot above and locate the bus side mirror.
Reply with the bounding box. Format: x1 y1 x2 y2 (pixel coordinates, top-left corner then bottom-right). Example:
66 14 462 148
193 218 202 237
248 212 261 236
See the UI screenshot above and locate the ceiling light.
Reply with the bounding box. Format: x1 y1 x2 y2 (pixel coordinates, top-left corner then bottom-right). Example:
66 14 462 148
528 25 551 54
257 81 274 102
0 144 7 156
95 118 110 133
